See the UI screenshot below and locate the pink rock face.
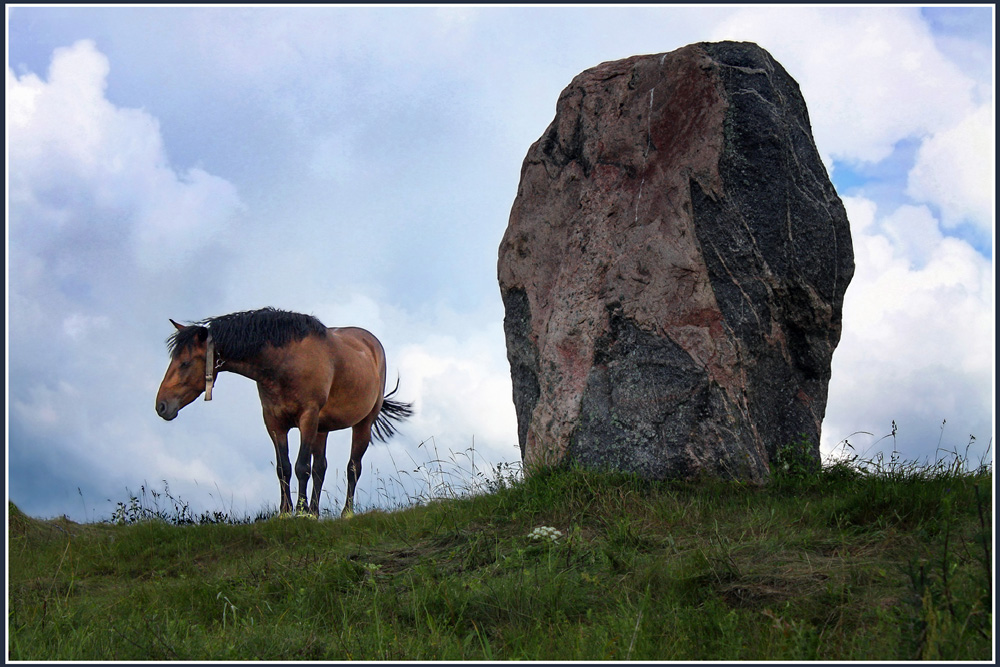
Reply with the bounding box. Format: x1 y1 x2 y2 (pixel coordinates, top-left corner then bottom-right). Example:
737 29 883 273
498 42 853 481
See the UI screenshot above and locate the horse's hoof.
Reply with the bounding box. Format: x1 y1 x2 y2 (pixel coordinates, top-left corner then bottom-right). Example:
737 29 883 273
277 512 295 520
341 509 354 519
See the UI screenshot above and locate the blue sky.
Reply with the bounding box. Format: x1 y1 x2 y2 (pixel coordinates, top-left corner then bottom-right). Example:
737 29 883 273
6 5 994 521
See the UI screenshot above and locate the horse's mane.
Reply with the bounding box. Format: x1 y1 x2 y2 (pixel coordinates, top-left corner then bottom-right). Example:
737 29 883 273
167 308 328 360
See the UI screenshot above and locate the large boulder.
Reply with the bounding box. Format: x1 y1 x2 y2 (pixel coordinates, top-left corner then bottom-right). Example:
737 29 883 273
498 41 854 482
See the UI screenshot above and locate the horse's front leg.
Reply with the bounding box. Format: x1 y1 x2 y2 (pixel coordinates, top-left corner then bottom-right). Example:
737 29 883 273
294 410 321 516
264 420 294 515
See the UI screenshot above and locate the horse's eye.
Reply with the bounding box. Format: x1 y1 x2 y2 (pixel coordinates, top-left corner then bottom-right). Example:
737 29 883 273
180 361 192 370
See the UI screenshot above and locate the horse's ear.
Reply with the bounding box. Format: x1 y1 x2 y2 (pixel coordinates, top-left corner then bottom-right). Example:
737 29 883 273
170 319 185 331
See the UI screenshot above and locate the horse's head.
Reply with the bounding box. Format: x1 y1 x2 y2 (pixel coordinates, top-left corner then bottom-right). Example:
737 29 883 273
155 319 210 421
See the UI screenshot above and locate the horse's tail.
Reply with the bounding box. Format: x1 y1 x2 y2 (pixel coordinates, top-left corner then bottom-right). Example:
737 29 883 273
372 377 413 443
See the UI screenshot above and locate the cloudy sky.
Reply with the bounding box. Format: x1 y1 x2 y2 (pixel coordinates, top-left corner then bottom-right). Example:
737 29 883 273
6 5 994 521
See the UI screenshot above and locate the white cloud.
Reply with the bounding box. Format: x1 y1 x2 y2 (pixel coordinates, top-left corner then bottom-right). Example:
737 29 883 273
6 39 242 270
62 313 111 340
6 39 249 519
12 381 80 434
308 131 357 183
878 204 947 268
906 104 994 233
397 334 517 450
822 196 993 460
710 7 979 166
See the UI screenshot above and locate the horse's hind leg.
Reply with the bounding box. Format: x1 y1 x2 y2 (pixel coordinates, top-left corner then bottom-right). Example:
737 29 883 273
308 431 329 516
294 411 321 515
342 418 375 518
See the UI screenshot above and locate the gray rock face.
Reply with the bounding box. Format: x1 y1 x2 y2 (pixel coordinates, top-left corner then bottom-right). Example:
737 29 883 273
498 41 854 481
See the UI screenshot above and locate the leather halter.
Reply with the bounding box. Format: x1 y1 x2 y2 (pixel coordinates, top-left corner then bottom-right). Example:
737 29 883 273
205 334 215 401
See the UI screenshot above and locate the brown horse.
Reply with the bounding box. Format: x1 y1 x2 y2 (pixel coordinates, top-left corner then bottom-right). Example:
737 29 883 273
155 307 412 517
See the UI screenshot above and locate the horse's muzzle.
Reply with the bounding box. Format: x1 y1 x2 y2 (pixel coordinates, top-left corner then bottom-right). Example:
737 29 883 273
156 400 178 421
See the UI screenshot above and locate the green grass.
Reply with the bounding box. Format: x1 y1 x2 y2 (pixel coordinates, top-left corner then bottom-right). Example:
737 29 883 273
7 447 993 661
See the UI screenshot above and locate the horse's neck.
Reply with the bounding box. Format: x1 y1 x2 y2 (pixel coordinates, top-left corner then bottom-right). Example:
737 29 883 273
218 355 274 384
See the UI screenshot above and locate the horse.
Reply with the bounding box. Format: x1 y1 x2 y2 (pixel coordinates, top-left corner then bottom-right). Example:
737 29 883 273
154 307 412 518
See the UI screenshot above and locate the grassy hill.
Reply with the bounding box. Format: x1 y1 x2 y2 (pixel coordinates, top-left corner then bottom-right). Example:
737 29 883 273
7 449 993 661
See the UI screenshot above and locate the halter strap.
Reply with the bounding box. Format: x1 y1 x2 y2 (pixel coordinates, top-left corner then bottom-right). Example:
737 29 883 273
205 334 215 401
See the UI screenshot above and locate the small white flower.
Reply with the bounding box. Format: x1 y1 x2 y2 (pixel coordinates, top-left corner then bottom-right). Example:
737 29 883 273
527 525 563 542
